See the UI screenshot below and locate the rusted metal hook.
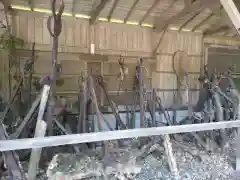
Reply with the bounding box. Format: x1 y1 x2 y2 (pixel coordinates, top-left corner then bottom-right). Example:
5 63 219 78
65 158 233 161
47 0 65 38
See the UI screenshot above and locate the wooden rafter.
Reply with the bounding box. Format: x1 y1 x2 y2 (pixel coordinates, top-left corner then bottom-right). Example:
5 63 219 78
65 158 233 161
124 0 139 23
139 0 161 25
28 0 34 11
90 0 109 24
107 0 119 21
191 12 214 32
203 25 229 36
222 31 230 36
154 1 202 32
179 9 202 31
72 0 77 16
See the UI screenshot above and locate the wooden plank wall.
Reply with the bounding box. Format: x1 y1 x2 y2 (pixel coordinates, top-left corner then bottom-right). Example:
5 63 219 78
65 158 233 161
11 11 153 105
152 31 203 107
8 10 240 107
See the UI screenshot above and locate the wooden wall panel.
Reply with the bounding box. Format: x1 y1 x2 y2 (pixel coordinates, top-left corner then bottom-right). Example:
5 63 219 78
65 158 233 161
95 22 152 54
153 31 203 107
12 11 90 53
104 77 135 92
204 36 240 46
56 76 80 92
12 11 152 57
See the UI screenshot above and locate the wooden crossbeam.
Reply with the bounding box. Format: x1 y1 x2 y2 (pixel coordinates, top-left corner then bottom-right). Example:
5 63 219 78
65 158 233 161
90 0 109 24
107 0 119 21
154 1 202 32
179 9 202 31
203 25 230 36
139 0 161 25
1 120 240 151
191 12 214 32
124 0 139 23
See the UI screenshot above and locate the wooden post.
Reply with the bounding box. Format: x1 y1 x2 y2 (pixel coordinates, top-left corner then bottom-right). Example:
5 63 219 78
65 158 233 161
152 88 157 127
28 85 50 180
138 58 145 128
77 72 88 133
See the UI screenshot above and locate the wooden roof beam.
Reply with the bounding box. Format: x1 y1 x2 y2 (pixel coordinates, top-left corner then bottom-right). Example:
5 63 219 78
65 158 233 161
28 0 34 11
179 9 202 31
124 0 139 23
203 25 230 36
139 0 161 25
154 0 202 32
184 0 197 7
191 12 214 32
90 0 109 24
107 0 119 21
72 0 77 16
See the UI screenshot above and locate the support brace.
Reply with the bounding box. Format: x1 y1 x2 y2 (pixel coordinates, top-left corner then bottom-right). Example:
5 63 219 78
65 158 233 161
219 0 240 35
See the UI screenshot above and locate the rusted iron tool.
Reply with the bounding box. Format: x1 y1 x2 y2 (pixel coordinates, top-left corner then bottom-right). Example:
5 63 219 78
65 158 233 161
46 0 64 136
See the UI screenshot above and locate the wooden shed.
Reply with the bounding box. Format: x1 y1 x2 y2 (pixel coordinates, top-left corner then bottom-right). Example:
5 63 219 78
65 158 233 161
1 0 240 108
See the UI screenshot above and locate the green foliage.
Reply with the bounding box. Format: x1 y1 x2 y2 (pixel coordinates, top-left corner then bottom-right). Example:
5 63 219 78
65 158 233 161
0 31 24 53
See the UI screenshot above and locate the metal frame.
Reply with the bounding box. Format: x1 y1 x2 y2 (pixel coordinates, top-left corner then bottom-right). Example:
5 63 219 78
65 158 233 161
1 120 240 151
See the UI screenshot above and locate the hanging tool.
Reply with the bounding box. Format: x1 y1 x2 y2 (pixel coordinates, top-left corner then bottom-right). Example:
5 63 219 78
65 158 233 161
96 75 126 130
117 55 128 95
46 0 64 136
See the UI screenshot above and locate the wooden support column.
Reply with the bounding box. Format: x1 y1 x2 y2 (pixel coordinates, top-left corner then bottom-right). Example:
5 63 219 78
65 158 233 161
138 59 145 128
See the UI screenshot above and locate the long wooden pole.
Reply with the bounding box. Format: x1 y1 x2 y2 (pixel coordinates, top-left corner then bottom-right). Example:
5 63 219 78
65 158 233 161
1 120 240 151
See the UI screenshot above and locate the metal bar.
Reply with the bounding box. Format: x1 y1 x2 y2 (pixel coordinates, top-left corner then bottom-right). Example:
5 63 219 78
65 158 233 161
98 77 126 130
1 120 240 151
28 42 36 107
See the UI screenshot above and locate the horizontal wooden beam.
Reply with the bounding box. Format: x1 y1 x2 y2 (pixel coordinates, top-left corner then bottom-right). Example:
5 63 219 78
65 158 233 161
90 0 109 24
124 0 139 23
154 1 202 32
1 120 240 151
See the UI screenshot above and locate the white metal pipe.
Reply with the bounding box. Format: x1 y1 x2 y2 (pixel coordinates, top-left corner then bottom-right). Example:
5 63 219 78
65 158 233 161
1 120 240 151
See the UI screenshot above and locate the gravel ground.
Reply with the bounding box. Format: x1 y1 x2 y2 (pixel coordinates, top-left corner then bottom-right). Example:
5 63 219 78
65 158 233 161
1 135 239 180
